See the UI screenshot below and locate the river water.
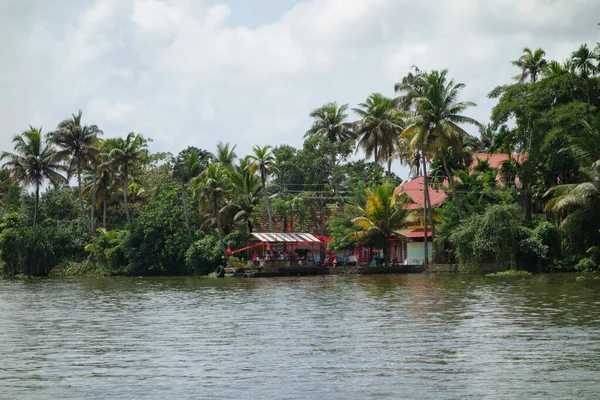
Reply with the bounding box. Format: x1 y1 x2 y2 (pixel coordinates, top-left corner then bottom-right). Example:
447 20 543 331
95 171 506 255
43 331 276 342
0 274 599 399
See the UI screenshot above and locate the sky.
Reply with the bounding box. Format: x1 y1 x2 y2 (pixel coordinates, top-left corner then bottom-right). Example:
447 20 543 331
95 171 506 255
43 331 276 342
1 0 599 180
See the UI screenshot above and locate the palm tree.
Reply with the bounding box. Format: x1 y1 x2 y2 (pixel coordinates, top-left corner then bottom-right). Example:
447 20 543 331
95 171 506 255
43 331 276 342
511 47 548 83
49 110 103 230
542 59 571 79
571 44 599 105
0 127 67 225
104 132 148 224
401 69 481 221
248 145 277 231
83 162 114 231
211 142 237 170
305 102 354 143
225 158 263 233
545 118 600 247
196 163 231 255
571 44 598 79
353 93 404 172
346 184 413 264
173 149 202 239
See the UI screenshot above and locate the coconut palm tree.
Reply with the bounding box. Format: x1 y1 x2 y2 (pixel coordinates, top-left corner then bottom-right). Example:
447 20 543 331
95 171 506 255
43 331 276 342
83 162 114 231
195 163 231 255
571 44 598 79
305 102 354 143
353 93 404 172
571 44 599 105
0 127 67 225
172 149 202 240
247 145 277 232
104 132 148 224
542 59 571 79
401 69 481 221
346 184 413 264
49 110 102 230
511 47 548 83
545 118 600 248
225 158 263 233
211 142 237 170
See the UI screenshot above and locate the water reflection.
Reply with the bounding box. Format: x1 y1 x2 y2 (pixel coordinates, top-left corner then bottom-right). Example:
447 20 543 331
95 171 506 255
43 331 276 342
0 274 599 399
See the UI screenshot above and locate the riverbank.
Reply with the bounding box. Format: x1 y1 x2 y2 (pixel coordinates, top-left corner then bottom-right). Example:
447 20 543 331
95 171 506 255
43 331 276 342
330 264 459 275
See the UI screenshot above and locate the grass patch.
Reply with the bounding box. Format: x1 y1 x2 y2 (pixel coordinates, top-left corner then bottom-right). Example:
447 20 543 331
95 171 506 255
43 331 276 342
49 260 104 277
486 270 533 277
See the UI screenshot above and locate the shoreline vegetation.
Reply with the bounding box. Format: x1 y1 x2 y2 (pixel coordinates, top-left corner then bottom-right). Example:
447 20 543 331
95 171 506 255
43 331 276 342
1 29 600 278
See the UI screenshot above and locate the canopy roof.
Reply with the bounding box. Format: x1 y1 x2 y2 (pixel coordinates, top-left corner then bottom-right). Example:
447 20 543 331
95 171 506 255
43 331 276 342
251 233 321 243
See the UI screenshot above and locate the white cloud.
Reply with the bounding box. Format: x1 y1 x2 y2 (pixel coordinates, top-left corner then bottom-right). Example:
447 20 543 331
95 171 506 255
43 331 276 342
1 0 599 180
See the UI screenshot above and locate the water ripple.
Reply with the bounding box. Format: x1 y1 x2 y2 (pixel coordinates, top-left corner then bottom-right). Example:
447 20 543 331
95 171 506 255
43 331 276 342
0 274 599 399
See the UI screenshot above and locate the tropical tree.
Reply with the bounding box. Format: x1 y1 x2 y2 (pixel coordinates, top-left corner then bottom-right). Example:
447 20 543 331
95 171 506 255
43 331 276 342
0 127 67 225
173 149 203 239
511 47 548 83
248 145 277 231
542 59 571 79
571 44 599 105
195 163 231 255
353 93 404 172
49 111 102 230
83 161 114 231
211 142 237 170
571 44 598 79
225 158 262 233
401 69 481 221
104 132 148 224
545 117 600 251
305 102 354 143
346 184 413 264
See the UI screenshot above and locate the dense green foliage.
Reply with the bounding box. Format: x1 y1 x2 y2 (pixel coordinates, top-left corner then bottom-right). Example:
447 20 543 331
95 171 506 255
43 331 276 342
1 27 599 276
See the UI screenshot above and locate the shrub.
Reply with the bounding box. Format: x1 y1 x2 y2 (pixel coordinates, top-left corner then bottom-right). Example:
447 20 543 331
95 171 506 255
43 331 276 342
574 258 598 272
185 236 223 276
0 224 86 277
50 259 102 277
487 270 533 277
450 204 549 273
84 229 131 275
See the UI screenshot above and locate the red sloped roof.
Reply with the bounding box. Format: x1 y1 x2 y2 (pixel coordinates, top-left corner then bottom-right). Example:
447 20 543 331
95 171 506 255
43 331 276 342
403 229 431 238
395 176 447 210
471 153 526 170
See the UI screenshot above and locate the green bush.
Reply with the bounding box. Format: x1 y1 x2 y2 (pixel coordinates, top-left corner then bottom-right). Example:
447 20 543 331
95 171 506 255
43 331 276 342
125 182 191 275
450 203 548 273
84 229 131 275
486 270 533 277
226 255 246 269
0 224 86 277
50 259 102 277
533 222 561 260
185 236 223 276
574 257 598 272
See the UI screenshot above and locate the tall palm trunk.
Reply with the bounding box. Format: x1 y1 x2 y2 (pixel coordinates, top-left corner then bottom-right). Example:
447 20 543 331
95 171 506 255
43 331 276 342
123 167 131 224
90 168 97 233
441 152 464 220
182 182 191 240
262 172 273 231
214 196 225 256
383 235 389 265
34 184 40 226
373 136 379 165
103 197 108 230
421 146 430 265
247 219 253 234
77 163 87 230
